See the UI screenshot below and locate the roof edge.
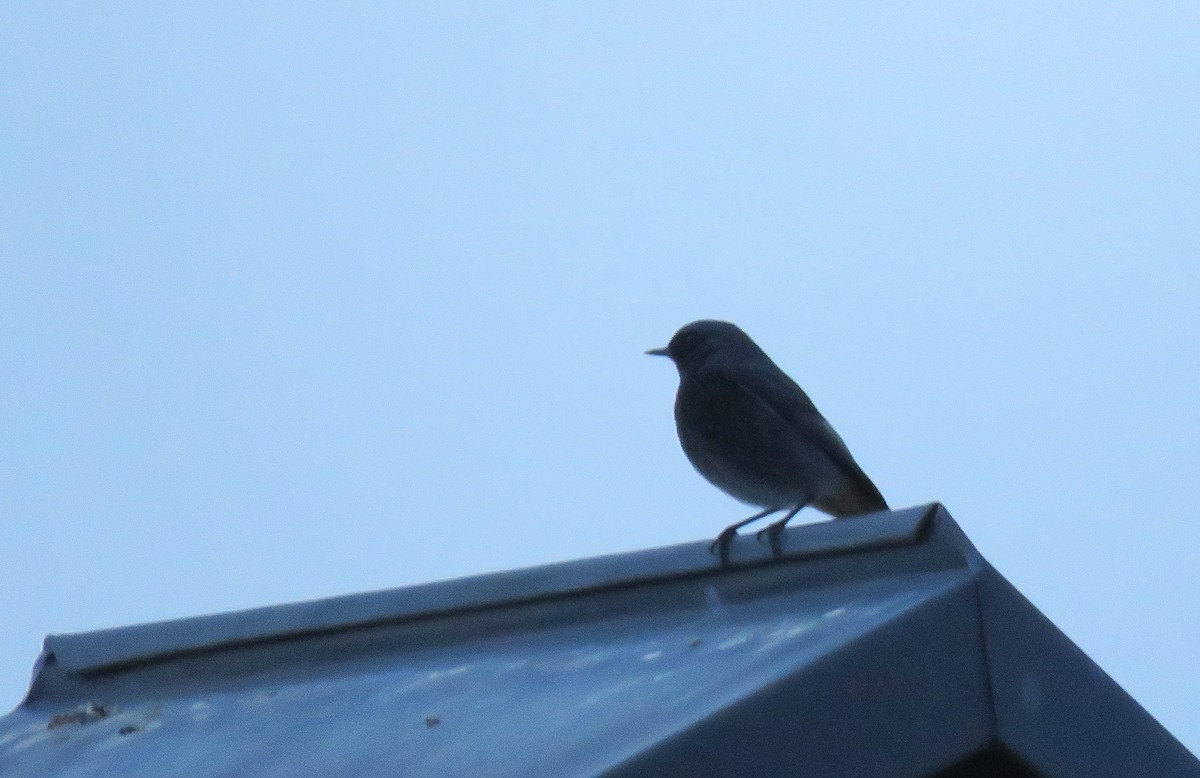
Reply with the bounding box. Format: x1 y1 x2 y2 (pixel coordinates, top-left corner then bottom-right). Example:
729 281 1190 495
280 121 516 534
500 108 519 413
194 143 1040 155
37 503 945 679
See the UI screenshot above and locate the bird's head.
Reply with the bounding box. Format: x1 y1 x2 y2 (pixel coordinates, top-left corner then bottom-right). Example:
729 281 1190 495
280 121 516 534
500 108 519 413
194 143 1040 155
646 319 766 374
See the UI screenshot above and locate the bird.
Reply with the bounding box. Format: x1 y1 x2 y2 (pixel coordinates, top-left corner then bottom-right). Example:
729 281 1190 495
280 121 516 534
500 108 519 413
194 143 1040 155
647 319 887 567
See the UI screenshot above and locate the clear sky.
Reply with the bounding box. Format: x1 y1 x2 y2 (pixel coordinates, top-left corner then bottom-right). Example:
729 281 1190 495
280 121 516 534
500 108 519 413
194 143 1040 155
3 2 1198 753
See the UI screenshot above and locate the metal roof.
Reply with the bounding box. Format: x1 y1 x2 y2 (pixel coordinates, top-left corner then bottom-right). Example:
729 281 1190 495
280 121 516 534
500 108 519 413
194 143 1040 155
1 504 1196 777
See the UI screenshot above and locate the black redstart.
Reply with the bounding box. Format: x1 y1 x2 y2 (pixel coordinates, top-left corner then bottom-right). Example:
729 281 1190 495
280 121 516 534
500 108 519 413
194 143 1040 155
648 320 888 566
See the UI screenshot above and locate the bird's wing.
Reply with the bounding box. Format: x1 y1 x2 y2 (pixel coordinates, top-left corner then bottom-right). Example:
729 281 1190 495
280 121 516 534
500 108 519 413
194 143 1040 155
733 367 888 512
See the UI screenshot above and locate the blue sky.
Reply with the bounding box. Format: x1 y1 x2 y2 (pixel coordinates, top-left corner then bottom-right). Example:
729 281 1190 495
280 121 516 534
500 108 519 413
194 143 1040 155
3 2 1198 752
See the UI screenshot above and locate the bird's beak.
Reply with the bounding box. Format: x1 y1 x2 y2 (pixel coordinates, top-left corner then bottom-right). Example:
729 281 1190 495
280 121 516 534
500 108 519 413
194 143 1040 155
645 347 670 357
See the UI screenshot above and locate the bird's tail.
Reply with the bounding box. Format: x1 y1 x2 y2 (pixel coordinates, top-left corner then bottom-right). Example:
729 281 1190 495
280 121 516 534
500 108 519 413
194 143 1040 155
823 478 889 518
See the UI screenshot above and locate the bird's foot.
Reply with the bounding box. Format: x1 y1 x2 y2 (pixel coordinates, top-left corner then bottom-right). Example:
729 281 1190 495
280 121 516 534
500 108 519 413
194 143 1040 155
707 526 740 569
755 520 788 559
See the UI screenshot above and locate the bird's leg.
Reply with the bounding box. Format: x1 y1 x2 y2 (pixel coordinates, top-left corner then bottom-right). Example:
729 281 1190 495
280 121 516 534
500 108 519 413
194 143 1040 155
708 507 781 568
755 503 806 560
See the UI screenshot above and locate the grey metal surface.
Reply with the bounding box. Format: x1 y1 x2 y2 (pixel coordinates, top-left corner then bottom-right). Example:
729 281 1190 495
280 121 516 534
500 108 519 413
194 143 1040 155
605 574 993 777
1 504 1195 777
976 563 1198 777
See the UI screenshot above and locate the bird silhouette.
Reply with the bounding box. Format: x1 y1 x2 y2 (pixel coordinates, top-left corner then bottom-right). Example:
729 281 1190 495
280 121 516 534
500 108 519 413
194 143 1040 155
648 320 887 566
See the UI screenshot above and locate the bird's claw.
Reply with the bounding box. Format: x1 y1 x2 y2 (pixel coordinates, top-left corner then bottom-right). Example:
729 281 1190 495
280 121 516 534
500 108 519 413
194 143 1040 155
708 527 739 569
755 521 787 559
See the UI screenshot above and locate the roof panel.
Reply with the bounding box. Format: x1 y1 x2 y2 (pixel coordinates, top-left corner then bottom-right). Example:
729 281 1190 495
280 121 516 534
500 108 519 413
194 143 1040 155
2 504 1195 777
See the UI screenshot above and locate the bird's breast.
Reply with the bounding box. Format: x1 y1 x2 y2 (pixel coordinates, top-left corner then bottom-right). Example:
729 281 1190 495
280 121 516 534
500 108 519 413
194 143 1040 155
673 375 847 509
